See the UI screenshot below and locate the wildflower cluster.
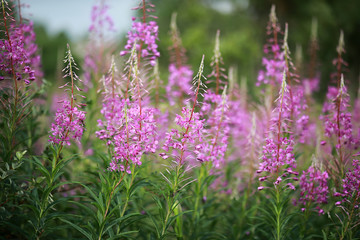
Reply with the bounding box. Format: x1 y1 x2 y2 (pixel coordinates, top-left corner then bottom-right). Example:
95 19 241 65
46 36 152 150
161 56 207 165
257 5 284 87
198 90 229 168
0 0 36 84
257 74 298 189
299 166 329 214
3 1 360 240
49 45 86 146
335 159 360 209
323 76 354 150
120 1 159 66
166 13 193 105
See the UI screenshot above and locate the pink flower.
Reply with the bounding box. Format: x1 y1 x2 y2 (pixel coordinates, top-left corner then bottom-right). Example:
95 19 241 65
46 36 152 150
166 64 193 105
96 98 158 171
257 73 298 189
299 166 329 214
120 2 159 66
256 6 285 87
198 90 229 168
49 45 86 146
335 159 360 209
49 101 86 146
0 6 37 84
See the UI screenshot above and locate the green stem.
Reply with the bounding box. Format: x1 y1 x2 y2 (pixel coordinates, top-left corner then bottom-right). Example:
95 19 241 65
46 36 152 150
275 187 282 240
161 164 184 239
161 195 173 238
300 203 311 239
116 165 136 235
98 168 128 240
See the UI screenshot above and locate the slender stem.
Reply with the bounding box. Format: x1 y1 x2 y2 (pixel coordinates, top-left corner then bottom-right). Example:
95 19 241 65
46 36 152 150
284 48 294 125
54 51 75 165
125 66 132 99
137 0 146 66
215 59 220 95
275 81 286 173
178 70 202 164
340 183 360 240
2 0 20 161
335 53 344 177
275 188 282 240
161 195 173 238
98 164 128 240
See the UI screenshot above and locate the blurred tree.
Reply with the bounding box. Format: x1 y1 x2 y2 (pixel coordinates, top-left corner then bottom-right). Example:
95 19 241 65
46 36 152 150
152 0 360 100
154 0 262 97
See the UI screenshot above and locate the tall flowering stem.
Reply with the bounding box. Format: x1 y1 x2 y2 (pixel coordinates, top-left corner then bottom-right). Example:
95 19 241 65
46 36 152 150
180 55 206 165
334 159 360 240
257 72 298 240
158 56 207 239
49 44 86 164
257 5 285 133
208 30 227 95
322 75 355 180
1 0 38 162
192 87 229 228
257 5 284 88
120 0 159 66
282 23 309 144
166 13 193 106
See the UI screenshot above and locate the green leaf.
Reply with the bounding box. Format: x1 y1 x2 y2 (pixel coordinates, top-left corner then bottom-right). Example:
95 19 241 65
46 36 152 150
107 230 138 240
60 218 93 240
103 213 141 234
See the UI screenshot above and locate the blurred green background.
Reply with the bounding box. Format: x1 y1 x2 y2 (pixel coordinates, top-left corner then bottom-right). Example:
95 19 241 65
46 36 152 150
31 0 360 100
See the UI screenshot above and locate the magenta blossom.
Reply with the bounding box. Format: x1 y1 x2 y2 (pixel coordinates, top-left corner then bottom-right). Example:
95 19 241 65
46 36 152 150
334 159 360 210
96 97 158 172
198 90 229 168
120 1 160 67
257 73 298 189
166 64 193 105
49 44 86 146
49 101 86 146
299 166 329 215
257 5 285 87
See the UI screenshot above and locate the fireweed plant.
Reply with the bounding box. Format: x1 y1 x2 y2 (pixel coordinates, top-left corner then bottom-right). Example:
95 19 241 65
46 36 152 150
166 13 193 106
24 44 86 239
0 0 45 237
1 0 360 239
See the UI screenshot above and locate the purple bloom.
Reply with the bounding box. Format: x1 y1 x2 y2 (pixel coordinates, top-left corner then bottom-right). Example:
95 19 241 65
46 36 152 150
166 64 193 105
49 101 86 146
49 44 86 146
0 3 36 85
257 5 285 87
198 90 229 168
96 97 158 171
299 166 329 214
162 107 206 164
322 77 357 152
257 73 298 189
335 159 360 210
120 1 159 66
